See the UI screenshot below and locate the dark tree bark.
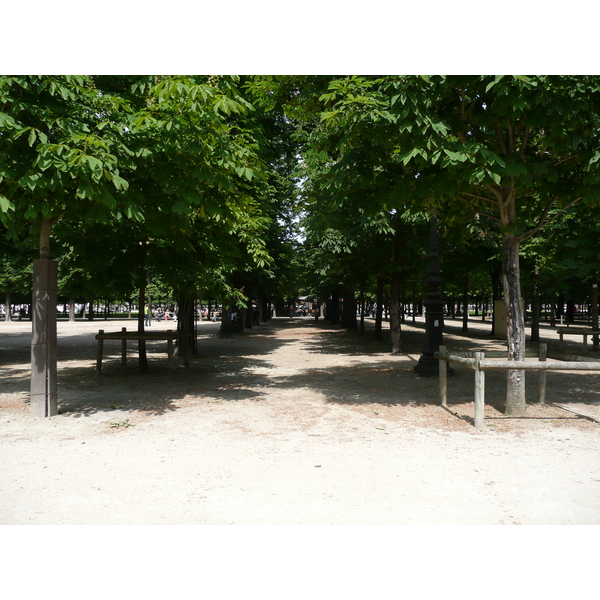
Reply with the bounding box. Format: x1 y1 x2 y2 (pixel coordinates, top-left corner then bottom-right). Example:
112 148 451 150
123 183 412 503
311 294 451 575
530 260 541 343
176 295 197 355
136 244 148 373
341 285 357 330
390 271 402 354
502 234 526 416
327 287 340 324
462 277 469 332
374 276 384 341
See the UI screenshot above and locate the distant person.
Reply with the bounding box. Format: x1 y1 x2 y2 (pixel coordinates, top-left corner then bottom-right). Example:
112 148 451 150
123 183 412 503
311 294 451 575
144 304 152 326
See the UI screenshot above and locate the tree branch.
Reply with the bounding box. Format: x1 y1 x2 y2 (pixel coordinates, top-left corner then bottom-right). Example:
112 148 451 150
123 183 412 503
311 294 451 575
519 126 530 159
493 118 508 155
458 194 501 222
554 154 578 167
518 195 582 243
485 183 504 204
462 191 500 207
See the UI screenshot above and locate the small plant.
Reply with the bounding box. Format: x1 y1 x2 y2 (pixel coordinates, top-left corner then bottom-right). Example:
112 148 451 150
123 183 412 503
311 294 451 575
109 419 133 428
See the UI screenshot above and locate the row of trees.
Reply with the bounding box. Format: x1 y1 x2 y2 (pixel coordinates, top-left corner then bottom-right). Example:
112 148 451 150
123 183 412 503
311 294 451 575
2 75 600 417
267 75 600 416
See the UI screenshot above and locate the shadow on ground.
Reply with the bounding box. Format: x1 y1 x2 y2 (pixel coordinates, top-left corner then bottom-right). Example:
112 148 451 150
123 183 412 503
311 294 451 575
2 317 599 427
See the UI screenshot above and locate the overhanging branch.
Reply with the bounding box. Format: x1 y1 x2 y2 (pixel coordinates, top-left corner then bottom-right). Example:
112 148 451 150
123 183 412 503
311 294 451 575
518 195 582 242
458 194 500 222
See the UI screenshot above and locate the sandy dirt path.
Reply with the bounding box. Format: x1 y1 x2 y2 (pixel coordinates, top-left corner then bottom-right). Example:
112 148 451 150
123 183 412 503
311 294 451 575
1 315 599 526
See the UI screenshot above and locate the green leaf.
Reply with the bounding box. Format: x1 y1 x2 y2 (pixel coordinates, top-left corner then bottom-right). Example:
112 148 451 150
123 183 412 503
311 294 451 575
487 170 502 185
172 200 189 215
76 181 94 199
504 161 528 178
24 205 38 219
0 194 15 213
111 174 129 191
485 75 504 93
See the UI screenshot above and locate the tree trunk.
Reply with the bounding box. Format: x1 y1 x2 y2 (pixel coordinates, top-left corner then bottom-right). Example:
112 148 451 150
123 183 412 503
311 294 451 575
219 308 233 337
530 260 540 343
5 290 12 321
136 243 148 373
30 217 58 418
462 277 469 332
327 287 340 324
490 265 501 337
592 283 599 351
502 234 526 416
374 276 384 341
243 284 253 329
137 285 148 373
176 294 197 355
359 288 365 334
390 272 402 354
341 285 357 330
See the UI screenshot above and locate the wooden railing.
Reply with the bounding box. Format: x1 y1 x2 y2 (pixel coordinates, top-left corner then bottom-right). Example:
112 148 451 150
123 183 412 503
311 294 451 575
434 344 600 429
95 327 190 374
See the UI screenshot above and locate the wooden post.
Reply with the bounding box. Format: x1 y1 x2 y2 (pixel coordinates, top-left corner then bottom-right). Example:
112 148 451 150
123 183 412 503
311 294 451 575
121 327 127 367
583 333 588 354
439 345 447 407
96 330 104 375
474 351 485 430
167 330 174 372
558 329 565 352
538 343 547 404
30 259 58 418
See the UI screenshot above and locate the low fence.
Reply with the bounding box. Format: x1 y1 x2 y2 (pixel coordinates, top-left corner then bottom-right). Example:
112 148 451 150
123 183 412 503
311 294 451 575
95 327 190 374
434 344 600 429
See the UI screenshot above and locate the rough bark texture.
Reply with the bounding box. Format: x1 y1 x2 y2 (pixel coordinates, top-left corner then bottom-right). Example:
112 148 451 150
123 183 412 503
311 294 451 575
462 277 469 332
137 285 148 373
30 258 58 417
341 286 357 330
593 284 599 351
374 276 383 341
390 271 402 354
530 260 540 343
176 295 197 356
326 288 340 324
4 290 12 322
502 234 527 416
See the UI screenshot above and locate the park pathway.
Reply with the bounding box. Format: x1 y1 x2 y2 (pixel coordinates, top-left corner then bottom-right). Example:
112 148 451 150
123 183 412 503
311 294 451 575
0 316 599 525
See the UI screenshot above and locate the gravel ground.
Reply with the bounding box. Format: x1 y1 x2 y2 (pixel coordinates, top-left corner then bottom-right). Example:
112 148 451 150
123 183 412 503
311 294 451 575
1 314 598 595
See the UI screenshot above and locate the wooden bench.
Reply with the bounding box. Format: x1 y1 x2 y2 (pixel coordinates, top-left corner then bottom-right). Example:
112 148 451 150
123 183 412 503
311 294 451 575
95 327 190 374
556 327 600 354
